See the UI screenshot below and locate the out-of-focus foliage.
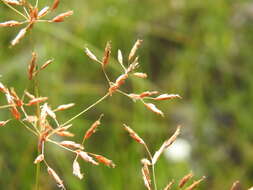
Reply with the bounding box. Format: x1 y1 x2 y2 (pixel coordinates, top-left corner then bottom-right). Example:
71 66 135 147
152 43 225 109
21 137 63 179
0 0 253 189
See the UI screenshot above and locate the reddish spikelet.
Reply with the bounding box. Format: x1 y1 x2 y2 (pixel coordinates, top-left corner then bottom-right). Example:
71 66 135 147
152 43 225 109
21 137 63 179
179 172 193 188
40 59 54 70
10 106 21 120
154 94 182 101
51 11 73 22
73 160 83 179
56 131 74 137
184 176 206 190
27 97 48 106
60 141 84 150
140 91 158 98
33 154 44 164
47 167 65 189
84 48 99 62
84 114 103 140
0 120 10 127
109 73 128 95
102 41 111 67
164 181 174 190
141 161 152 190
0 20 21 27
28 52 37 80
128 39 143 61
144 103 164 117
51 0 60 10
38 6 50 18
11 27 27 46
93 154 116 168
77 150 99 165
152 126 181 164
133 72 148 79
55 103 75 111
29 8 38 21
10 88 23 106
123 124 145 145
230 181 240 190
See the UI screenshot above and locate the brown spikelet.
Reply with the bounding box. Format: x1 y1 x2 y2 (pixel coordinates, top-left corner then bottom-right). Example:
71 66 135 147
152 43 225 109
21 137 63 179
0 120 10 127
133 72 148 79
73 160 83 179
55 103 75 111
129 39 143 61
144 103 164 117
10 88 23 106
152 126 181 164
84 114 103 140
3 0 22 5
141 163 152 190
47 167 65 189
10 106 21 120
84 48 99 62
164 181 174 190
51 0 60 10
92 154 116 168
140 91 158 98
230 181 240 190
184 176 206 190
38 6 50 18
0 20 22 27
56 131 74 137
51 11 73 22
60 141 84 150
40 59 54 70
154 94 182 101
123 124 145 145
27 97 48 106
11 27 27 46
28 52 37 80
179 172 193 188
108 73 128 95
102 41 111 67
33 154 44 164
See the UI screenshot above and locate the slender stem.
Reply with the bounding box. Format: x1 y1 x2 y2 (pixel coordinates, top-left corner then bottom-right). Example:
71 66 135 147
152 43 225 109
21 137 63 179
1 0 29 19
47 139 76 153
102 67 111 84
19 120 38 136
0 104 14 109
61 93 110 127
143 143 158 190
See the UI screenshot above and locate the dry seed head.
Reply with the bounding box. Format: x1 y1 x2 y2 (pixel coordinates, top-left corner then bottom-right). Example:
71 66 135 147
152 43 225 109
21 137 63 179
140 91 158 98
38 6 50 18
51 10 73 22
51 0 60 10
164 181 174 190
84 48 99 62
47 167 65 189
84 114 103 140
178 172 193 188
133 72 148 79
40 59 54 70
129 39 143 61
73 160 83 179
77 151 99 165
102 41 111 67
0 120 10 127
33 154 44 164
60 141 84 150
55 103 75 111
154 94 182 101
184 176 206 190
93 154 116 168
141 163 152 190
11 27 27 46
0 20 22 27
152 126 181 164
144 103 164 117
117 49 123 65
123 124 145 145
27 97 48 106
28 52 37 80
230 181 240 190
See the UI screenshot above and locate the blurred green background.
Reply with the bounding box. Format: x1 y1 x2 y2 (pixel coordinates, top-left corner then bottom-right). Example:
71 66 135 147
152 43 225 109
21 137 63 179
0 0 253 189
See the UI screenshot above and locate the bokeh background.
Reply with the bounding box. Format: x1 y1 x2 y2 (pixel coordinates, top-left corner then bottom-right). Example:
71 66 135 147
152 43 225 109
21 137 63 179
0 0 253 189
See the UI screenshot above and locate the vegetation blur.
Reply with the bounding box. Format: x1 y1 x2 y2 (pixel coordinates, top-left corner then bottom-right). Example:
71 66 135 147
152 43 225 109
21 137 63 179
0 0 253 189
